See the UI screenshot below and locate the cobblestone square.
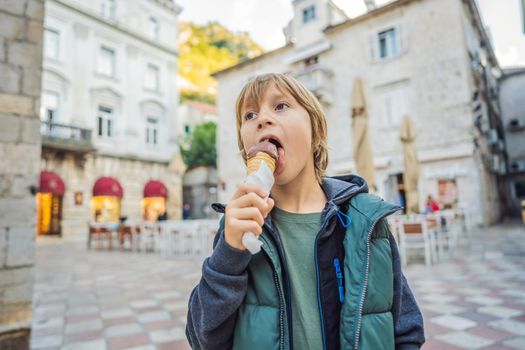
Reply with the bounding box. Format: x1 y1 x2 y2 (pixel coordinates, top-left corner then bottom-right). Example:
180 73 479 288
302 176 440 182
30 223 525 349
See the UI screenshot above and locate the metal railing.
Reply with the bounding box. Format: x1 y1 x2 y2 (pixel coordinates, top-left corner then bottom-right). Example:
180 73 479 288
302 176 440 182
40 121 93 150
294 64 334 93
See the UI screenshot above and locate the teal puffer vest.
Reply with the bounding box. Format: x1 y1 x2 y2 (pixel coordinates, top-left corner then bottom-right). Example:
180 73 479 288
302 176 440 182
232 193 399 350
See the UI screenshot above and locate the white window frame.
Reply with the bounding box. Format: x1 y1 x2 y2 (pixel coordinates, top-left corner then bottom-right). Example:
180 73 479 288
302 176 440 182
149 17 159 41
144 63 160 91
302 5 316 24
378 28 398 60
369 24 406 63
101 0 116 20
40 91 60 123
44 27 60 60
380 88 408 129
146 117 159 146
98 46 115 77
97 105 114 138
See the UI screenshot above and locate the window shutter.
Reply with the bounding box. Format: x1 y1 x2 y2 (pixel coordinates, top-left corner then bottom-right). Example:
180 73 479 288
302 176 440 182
398 24 407 54
368 32 378 62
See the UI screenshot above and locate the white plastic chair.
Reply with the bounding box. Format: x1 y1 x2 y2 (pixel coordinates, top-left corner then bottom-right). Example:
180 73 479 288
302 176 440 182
138 222 160 252
397 220 436 267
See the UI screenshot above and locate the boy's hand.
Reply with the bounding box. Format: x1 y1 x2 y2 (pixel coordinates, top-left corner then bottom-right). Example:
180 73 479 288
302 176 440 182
224 183 275 251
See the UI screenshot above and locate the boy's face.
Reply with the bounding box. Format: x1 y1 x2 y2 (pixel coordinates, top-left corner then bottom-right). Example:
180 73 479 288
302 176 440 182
240 83 314 185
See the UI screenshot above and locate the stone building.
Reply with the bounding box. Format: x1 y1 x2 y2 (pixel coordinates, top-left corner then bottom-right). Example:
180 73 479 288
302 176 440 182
213 0 506 226
0 0 44 347
183 166 219 220
178 101 217 138
38 0 184 239
500 67 525 217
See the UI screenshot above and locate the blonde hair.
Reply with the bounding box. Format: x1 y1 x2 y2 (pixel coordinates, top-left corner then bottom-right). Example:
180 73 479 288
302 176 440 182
235 73 328 184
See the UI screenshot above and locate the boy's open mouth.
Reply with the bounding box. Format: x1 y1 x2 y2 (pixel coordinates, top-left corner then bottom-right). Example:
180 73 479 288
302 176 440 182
261 137 282 149
260 137 285 176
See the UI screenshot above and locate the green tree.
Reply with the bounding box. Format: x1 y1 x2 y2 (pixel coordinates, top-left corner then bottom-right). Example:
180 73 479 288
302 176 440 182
180 122 217 169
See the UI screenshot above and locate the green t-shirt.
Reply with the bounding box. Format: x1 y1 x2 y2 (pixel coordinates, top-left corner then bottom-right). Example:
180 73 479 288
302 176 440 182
271 206 323 350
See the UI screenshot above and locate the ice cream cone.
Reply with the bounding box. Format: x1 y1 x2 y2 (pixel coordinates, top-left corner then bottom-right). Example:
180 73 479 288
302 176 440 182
247 152 276 175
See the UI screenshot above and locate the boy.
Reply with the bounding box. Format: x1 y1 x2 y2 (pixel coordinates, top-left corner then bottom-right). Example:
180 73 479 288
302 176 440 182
186 73 425 349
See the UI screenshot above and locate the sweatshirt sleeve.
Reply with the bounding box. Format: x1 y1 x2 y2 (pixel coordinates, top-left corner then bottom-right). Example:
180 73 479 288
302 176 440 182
388 231 426 350
186 217 253 350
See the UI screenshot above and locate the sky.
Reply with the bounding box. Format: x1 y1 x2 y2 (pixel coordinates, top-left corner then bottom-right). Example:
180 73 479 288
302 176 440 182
176 0 525 68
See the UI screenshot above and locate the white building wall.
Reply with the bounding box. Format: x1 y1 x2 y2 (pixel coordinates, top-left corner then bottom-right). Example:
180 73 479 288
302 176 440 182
42 0 180 162
40 0 183 238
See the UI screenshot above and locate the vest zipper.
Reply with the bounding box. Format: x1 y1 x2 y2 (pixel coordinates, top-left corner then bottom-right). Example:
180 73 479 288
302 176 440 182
264 223 293 350
273 270 285 350
353 208 400 350
260 233 286 350
315 208 337 350
333 258 344 303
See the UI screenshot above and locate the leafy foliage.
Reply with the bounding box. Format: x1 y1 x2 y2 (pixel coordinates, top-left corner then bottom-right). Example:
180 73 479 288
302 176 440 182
178 21 264 103
180 122 217 169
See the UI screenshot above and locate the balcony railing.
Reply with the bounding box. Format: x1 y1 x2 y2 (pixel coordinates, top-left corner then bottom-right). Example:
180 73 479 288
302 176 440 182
41 121 95 153
294 65 334 104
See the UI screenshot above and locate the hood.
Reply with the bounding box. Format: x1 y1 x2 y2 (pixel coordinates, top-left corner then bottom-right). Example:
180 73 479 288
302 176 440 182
211 174 369 214
321 174 368 206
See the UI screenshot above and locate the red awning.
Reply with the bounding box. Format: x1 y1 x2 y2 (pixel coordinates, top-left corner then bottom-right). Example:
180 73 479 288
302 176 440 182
144 180 168 198
93 177 123 198
39 171 65 196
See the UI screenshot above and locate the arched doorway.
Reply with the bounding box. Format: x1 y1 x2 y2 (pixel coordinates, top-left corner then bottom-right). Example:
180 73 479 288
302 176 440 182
143 180 168 221
37 171 65 235
91 177 123 223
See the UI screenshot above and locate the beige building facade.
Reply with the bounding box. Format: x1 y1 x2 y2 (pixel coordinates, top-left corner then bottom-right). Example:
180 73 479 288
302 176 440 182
38 0 184 240
214 0 506 226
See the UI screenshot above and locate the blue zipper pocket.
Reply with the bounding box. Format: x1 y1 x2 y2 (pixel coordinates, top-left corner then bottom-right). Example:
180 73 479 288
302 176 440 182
333 258 344 303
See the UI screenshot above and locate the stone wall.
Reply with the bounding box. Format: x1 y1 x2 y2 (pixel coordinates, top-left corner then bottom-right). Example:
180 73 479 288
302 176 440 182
215 0 500 225
0 0 44 348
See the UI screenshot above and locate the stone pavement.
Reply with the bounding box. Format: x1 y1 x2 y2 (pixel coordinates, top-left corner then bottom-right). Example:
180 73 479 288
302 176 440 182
30 222 525 350
407 222 525 350
30 239 199 350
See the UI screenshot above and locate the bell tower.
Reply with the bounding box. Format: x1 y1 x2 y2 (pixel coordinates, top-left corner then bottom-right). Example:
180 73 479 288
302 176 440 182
283 0 348 48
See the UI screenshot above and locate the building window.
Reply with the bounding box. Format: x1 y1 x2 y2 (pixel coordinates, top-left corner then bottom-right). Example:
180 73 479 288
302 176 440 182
302 5 316 23
98 46 115 77
44 28 60 60
144 63 159 91
378 28 398 59
304 56 318 67
383 95 394 125
381 88 407 127
97 106 113 138
41 91 59 124
101 0 116 20
146 117 158 145
149 17 159 41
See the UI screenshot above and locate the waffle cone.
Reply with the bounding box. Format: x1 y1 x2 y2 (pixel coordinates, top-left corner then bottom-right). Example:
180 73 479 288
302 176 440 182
246 152 276 175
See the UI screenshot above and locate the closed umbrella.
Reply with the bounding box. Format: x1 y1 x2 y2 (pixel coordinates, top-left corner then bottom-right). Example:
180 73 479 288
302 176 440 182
400 116 420 214
351 78 376 191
